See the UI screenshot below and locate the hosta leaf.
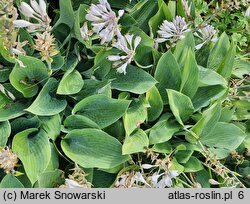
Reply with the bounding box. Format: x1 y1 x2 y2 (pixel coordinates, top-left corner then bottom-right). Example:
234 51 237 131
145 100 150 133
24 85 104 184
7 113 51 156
0 121 11 147
0 98 27 122
167 89 194 126
180 49 199 98
54 0 74 29
26 78 67 116
155 51 181 103
45 144 59 171
232 59 250 78
107 65 157 94
9 55 49 98
36 170 64 188
207 32 230 71
10 116 40 136
149 119 180 144
192 85 228 110
57 70 83 95
186 102 221 143
0 174 24 188
217 42 236 78
148 0 172 37
64 115 100 131
122 129 149 155
174 32 195 68
123 98 147 135
175 150 193 164
73 94 130 129
12 128 51 185
146 86 163 122
183 156 203 172
198 66 227 87
61 129 130 169
38 114 61 141
201 122 246 150
131 0 158 33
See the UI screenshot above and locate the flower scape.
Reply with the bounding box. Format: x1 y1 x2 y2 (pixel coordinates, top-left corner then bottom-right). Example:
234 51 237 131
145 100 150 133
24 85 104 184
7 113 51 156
0 0 249 188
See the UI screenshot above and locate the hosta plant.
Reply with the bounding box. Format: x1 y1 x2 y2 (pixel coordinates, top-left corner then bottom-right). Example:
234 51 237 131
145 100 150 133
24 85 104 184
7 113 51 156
0 0 249 188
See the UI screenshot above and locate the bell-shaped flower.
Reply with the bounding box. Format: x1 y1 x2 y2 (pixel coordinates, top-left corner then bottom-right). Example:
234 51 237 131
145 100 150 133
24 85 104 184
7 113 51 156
195 25 217 49
14 0 51 32
107 34 141 74
86 0 124 44
155 16 191 47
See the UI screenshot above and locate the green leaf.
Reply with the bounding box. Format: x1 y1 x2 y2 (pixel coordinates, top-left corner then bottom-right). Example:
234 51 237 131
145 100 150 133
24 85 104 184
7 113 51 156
148 0 172 37
45 143 59 171
131 0 158 33
54 0 74 29
198 66 227 87
174 32 195 68
192 85 228 110
201 122 246 150
217 42 236 78
155 51 181 103
64 115 100 131
0 68 11 83
10 116 40 136
152 141 172 153
0 174 24 188
180 49 199 98
149 119 180 144
186 102 221 143
183 156 203 172
0 121 11 147
167 89 194 126
9 55 49 98
72 94 130 129
61 129 130 168
122 129 149 155
72 4 88 42
207 32 230 71
12 128 51 185
232 59 250 78
57 69 83 95
123 98 147 135
146 86 163 121
38 114 61 141
26 78 67 116
0 99 27 122
107 65 157 94
175 150 193 164
36 170 64 188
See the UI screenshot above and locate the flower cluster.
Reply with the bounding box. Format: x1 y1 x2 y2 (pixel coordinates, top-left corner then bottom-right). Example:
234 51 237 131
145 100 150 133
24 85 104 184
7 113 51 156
155 16 191 48
0 0 27 66
195 25 217 49
107 34 141 74
84 0 141 74
86 0 124 44
14 0 58 69
14 0 51 32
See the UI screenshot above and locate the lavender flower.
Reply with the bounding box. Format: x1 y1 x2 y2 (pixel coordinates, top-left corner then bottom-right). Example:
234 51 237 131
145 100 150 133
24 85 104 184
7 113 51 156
86 0 124 44
80 22 93 41
13 0 51 32
155 16 191 47
195 25 217 49
107 34 141 74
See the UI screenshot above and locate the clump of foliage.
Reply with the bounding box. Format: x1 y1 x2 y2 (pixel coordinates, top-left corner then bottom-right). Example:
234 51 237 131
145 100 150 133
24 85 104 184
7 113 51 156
0 0 249 188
